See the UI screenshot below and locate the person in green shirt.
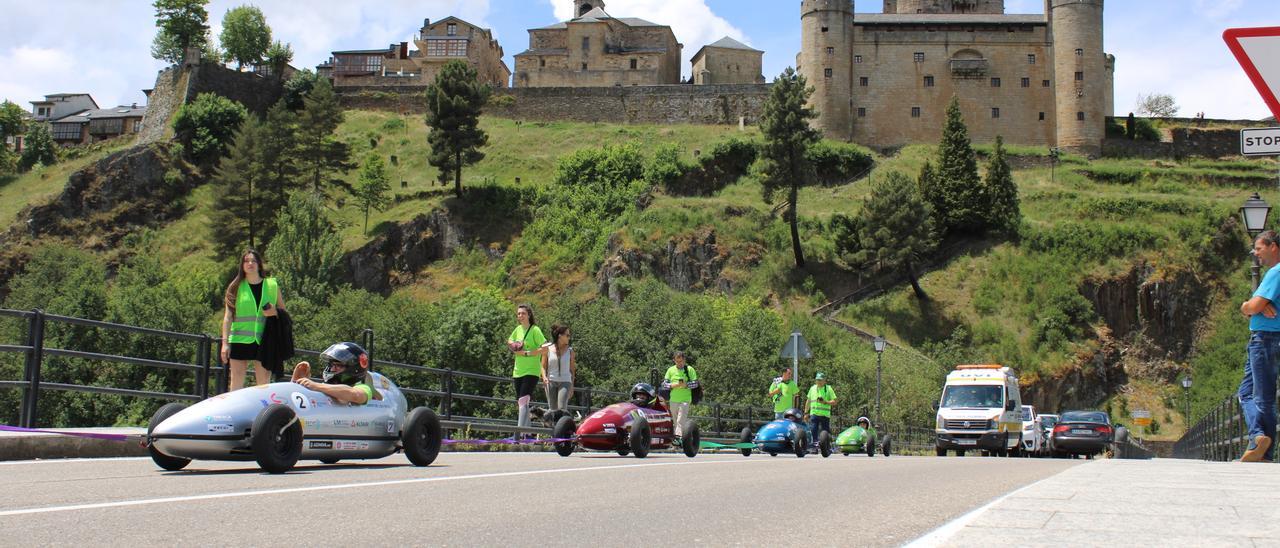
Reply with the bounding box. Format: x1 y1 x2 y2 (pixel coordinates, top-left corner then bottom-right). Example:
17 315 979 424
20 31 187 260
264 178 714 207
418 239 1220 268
663 351 698 438
289 342 378 405
508 304 547 429
806 372 838 445
768 366 799 419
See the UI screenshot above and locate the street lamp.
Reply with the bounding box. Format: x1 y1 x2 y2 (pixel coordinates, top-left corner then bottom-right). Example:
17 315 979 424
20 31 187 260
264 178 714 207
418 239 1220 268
1240 193 1272 290
873 335 887 427
1180 374 1192 431
1048 147 1061 186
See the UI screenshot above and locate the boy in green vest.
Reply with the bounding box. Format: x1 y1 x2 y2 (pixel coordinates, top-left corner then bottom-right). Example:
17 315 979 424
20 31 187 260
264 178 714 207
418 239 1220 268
664 351 698 438
768 366 799 420
806 372 838 445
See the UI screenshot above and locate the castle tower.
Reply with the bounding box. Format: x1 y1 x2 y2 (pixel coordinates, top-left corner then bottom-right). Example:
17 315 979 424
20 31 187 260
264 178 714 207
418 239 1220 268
1050 0 1105 156
800 0 855 141
574 0 603 17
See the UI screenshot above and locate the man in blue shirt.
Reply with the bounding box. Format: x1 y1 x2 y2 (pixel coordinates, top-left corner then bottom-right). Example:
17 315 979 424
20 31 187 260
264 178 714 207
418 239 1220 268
1239 230 1280 462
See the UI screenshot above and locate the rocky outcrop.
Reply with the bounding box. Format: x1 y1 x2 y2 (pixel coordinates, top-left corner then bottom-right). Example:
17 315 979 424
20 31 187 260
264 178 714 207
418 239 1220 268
597 227 740 302
1080 263 1210 361
345 210 462 294
1023 327 1127 412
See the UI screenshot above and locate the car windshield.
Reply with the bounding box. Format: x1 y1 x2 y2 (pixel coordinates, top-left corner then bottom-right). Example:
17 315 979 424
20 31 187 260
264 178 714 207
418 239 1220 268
1061 411 1109 424
1041 416 1058 428
941 385 1003 408
1022 406 1033 418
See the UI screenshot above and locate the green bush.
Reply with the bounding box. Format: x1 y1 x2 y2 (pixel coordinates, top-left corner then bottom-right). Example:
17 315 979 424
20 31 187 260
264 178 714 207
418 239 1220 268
1133 118 1161 142
172 93 248 166
1023 222 1164 262
662 137 759 196
1105 117 1127 138
807 140 874 185
380 118 406 132
645 143 688 190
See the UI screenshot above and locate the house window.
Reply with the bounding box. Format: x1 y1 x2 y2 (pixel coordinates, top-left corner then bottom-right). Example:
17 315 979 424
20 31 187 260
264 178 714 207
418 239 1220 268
1075 48 1083 56
924 75 934 87
991 107 1000 119
424 39 468 57
1028 54 1036 64
1075 71 1084 81
134 120 142 132
1042 79 1050 87
854 55 862 64
913 52 925 62
911 106 921 118
1038 112 1045 121
37 107 48 117
447 24 457 36
826 47 835 55
991 77 1001 87
540 58 546 67
630 59 637 69
582 37 590 52
858 107 866 117
859 77 868 86
824 68 833 78
821 26 829 33
1021 77 1030 88
1077 111 1085 121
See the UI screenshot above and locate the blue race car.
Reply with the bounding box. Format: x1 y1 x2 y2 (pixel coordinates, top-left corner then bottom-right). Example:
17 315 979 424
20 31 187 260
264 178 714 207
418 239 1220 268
738 408 831 458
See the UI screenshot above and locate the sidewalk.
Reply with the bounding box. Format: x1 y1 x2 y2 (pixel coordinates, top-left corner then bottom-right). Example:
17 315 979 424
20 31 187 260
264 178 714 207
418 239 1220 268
916 458 1280 547
0 427 146 461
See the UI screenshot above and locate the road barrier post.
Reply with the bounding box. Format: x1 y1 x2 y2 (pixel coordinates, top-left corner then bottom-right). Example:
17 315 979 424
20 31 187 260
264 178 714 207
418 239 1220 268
20 309 45 428
442 369 454 420
196 334 211 399
714 404 723 437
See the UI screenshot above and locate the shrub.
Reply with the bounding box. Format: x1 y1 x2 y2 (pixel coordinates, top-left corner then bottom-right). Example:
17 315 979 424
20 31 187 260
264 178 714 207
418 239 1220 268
172 93 248 166
807 140 873 185
662 137 758 196
381 118 407 132
1105 117 1127 138
1133 118 1161 142
488 94 516 108
645 143 688 190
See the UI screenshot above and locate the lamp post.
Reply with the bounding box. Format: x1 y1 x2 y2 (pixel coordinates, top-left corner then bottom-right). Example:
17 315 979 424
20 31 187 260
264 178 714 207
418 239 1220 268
1180 374 1192 431
1048 147 1062 186
1240 192 1272 290
873 335 886 427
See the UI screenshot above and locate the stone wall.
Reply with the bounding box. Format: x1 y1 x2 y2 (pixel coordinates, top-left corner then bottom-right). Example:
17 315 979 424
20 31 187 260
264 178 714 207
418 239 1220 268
337 84 771 126
1103 127 1253 159
139 61 284 144
137 67 184 144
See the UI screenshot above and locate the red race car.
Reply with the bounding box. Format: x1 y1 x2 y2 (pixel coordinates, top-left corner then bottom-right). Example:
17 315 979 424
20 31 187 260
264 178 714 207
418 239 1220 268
553 383 700 458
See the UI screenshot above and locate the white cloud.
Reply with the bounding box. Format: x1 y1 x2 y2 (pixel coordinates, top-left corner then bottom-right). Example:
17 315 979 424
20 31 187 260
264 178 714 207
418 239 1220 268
1192 0 1245 20
545 0 749 78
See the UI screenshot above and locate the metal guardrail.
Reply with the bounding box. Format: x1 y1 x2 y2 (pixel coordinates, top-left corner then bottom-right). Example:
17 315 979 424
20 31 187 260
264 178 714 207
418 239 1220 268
1173 395 1255 461
1113 427 1154 459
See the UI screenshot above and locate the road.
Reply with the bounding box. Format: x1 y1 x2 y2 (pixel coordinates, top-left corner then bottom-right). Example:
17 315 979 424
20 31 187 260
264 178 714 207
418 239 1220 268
0 451 1079 546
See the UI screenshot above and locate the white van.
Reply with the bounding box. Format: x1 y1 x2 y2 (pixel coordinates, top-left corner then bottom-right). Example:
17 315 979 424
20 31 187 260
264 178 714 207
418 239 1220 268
934 364 1024 457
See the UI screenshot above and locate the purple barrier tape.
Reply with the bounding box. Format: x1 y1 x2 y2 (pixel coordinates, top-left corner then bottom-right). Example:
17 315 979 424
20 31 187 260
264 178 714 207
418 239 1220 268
0 424 136 442
442 437 573 445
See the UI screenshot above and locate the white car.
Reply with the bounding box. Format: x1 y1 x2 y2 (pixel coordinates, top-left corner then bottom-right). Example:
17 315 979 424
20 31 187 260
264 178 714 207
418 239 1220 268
1020 405 1040 456
1037 414 1059 456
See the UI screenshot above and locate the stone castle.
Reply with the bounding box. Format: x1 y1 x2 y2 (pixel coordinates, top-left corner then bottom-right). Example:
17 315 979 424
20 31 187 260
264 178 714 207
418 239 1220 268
799 0 1113 154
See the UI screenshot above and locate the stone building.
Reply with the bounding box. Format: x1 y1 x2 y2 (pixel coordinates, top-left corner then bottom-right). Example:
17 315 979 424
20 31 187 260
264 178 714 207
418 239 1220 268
319 16 509 89
513 0 682 88
691 37 765 85
799 0 1113 155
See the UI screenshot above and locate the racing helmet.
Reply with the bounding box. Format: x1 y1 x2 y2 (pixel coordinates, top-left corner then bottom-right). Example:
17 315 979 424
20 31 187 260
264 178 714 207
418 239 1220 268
630 382 657 405
857 416 871 428
321 342 368 386
783 407 804 421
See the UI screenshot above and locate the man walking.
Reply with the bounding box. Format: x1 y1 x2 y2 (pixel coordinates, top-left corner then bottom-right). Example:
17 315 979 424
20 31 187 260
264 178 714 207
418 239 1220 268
806 372 838 444
768 366 799 419
664 351 698 439
1240 230 1280 462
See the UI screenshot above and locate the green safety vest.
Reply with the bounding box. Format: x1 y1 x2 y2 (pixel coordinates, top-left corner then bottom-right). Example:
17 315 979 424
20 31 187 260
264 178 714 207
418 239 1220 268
228 278 278 344
808 384 836 417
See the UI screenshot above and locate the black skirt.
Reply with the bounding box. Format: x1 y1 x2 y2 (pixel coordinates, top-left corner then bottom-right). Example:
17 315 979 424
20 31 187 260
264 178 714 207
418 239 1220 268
229 342 260 361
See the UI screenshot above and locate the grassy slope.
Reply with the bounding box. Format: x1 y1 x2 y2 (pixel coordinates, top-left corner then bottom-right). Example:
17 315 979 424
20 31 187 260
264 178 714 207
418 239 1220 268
0 138 136 227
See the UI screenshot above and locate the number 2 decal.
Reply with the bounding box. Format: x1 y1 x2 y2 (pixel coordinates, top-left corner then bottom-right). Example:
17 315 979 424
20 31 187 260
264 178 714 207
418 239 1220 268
291 392 308 409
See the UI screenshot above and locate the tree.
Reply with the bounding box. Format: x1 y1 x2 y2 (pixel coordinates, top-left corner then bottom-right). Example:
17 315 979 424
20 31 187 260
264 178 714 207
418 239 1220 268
296 79 351 193
18 121 57 171
0 101 25 141
982 136 1021 235
265 191 344 306
220 5 271 70
258 101 301 208
757 67 820 268
925 97 984 235
263 40 293 78
209 117 268 254
282 69 321 111
150 0 210 64
1136 92 1179 118
425 60 490 198
172 92 247 166
833 171 937 299
353 153 392 234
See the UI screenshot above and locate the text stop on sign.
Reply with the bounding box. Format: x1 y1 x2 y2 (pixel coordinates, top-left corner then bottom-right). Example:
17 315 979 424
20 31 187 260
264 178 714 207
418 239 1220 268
1241 127 1280 156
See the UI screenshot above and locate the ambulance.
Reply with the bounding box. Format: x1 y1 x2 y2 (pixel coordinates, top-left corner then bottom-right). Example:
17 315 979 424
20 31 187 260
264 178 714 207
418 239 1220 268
934 364 1024 457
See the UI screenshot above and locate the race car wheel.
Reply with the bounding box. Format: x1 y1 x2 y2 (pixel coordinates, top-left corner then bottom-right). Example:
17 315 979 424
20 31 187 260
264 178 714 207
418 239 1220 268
793 430 808 458
320 458 340 465
403 407 443 467
251 404 303 474
681 420 700 458
629 416 651 458
553 415 576 457
738 427 753 457
147 402 191 471
616 446 630 457
882 437 892 457
867 434 876 457
818 431 833 458
936 446 946 457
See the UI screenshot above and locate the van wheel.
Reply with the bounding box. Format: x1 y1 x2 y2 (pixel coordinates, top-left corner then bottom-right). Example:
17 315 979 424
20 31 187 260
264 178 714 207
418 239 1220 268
936 446 946 457
956 450 965 457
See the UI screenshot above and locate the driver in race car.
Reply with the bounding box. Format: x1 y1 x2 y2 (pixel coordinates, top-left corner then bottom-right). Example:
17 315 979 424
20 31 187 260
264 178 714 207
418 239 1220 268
783 407 805 423
630 382 660 409
290 342 379 405
856 416 872 430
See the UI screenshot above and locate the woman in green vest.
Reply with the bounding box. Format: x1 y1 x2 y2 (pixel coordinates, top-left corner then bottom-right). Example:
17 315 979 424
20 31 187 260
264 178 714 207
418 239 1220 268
508 304 547 429
220 250 285 391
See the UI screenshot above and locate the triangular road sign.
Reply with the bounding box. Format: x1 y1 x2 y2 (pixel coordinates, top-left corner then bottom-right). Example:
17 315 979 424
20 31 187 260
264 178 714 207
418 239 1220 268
1224 27 1280 121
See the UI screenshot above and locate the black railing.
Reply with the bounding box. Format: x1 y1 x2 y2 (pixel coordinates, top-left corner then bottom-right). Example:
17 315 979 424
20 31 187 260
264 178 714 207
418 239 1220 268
1173 395 1254 461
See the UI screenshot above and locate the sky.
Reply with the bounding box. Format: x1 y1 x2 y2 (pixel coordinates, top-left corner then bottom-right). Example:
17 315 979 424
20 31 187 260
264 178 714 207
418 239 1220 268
0 0 1278 120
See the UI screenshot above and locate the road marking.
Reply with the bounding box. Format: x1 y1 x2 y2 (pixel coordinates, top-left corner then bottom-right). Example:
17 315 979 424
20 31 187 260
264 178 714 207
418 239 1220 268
904 461 1089 547
0 458 766 517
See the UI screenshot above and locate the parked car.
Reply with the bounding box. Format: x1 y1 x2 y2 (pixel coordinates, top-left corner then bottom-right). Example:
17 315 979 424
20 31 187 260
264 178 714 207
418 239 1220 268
1037 414 1059 456
1048 410 1113 459
1020 405 1041 457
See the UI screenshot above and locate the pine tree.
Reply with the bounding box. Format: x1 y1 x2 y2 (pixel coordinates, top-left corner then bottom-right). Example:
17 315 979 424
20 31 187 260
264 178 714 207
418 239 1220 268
353 153 392 234
758 67 821 268
258 101 301 209
839 171 937 299
209 117 268 254
265 191 343 306
929 97 984 235
983 135 1021 235
425 60 490 199
296 79 351 193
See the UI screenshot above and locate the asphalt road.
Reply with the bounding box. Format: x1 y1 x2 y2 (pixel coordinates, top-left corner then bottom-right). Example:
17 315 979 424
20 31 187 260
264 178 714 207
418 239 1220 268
0 451 1079 546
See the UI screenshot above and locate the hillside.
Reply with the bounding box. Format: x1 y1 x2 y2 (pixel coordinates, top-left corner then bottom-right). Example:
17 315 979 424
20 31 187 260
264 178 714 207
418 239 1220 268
1 109 1276 434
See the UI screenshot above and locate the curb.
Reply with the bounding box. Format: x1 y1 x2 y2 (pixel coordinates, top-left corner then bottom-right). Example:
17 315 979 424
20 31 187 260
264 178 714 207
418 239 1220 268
0 429 147 461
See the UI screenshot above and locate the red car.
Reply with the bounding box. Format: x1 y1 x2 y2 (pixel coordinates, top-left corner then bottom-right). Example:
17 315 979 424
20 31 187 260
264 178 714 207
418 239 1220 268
552 398 700 458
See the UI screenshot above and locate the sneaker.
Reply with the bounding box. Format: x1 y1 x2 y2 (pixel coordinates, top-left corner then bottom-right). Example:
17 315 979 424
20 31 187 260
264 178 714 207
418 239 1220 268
1242 435 1272 462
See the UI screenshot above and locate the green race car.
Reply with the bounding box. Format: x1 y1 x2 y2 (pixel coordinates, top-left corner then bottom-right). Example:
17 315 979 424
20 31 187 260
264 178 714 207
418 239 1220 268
836 416 891 457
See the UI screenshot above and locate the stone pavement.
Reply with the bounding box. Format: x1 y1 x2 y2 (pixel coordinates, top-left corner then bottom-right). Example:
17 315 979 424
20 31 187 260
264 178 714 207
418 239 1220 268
912 458 1280 547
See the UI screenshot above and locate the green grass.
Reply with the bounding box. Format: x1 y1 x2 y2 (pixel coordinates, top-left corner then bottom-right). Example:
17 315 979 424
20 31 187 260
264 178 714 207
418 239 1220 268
0 138 135 226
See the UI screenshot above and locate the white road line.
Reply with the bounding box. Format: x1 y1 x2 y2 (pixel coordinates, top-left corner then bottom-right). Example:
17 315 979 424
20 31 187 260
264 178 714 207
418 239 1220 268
904 461 1089 547
0 458 767 517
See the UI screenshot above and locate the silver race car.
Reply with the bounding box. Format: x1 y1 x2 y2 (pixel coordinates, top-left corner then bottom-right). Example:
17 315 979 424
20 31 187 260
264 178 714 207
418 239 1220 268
146 371 441 473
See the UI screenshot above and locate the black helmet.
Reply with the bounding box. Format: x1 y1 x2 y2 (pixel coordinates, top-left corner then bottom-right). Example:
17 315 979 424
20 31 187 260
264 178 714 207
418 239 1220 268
630 382 657 405
321 342 368 386
783 407 804 421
